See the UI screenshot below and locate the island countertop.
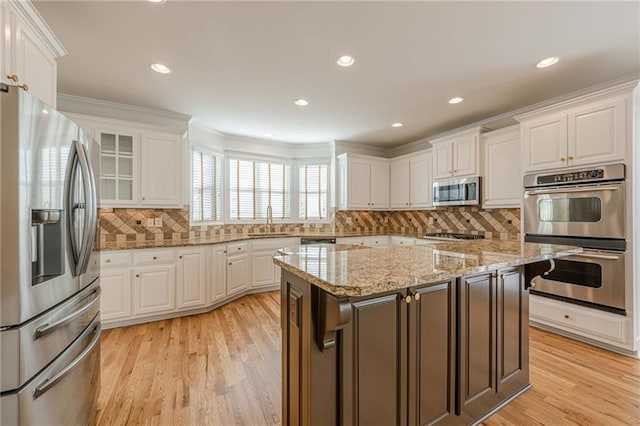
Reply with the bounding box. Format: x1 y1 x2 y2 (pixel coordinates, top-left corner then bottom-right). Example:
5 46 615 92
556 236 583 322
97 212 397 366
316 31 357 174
273 240 581 297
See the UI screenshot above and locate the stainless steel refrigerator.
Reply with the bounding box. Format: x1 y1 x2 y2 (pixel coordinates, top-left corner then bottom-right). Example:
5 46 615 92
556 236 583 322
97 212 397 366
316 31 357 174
0 84 101 425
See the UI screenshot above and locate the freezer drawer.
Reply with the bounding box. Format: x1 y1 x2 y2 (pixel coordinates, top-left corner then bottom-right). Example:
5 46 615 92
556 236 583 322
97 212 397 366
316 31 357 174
1 315 101 426
1 281 100 392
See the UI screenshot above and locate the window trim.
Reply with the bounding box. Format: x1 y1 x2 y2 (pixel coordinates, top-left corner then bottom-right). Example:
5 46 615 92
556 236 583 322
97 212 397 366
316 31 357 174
190 146 224 226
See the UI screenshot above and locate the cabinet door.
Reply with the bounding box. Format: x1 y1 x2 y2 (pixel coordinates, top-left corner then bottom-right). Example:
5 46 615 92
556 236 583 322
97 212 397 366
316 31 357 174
140 133 182 207
11 16 57 107
483 129 521 208
453 135 478 177
97 129 138 206
458 272 498 421
347 157 371 209
496 267 529 397
341 292 408 426
409 281 456 426
521 114 568 172
433 143 453 180
410 152 433 208
133 265 176 316
227 254 250 295
0 4 6 86
390 158 411 208
100 269 132 322
567 97 626 167
369 160 390 209
251 250 277 288
211 245 227 302
177 248 207 309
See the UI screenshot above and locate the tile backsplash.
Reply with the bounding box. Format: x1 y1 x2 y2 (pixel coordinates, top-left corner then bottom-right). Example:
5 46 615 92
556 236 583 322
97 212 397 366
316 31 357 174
99 206 520 243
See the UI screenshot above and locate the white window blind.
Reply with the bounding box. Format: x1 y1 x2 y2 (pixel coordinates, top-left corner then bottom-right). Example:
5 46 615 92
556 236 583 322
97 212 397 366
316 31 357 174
229 158 291 220
192 150 223 222
299 164 328 220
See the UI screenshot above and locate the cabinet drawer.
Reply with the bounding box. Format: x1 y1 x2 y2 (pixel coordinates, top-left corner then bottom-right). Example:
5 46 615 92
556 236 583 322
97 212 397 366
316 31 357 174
133 249 175 266
529 296 628 344
251 238 299 251
227 242 250 254
101 251 132 268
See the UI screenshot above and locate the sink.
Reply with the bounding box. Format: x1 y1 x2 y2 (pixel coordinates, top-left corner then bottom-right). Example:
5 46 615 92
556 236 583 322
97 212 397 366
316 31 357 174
247 232 294 237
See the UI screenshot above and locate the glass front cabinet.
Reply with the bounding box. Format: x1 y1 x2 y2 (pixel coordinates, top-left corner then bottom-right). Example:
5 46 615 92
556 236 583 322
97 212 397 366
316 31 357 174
97 129 139 206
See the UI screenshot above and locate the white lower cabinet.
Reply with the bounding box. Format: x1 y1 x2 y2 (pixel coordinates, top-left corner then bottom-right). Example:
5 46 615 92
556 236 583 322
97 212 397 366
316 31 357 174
210 245 227 303
390 236 416 246
363 236 389 247
227 254 250 296
252 250 277 288
176 247 207 309
133 264 176 316
100 269 132 322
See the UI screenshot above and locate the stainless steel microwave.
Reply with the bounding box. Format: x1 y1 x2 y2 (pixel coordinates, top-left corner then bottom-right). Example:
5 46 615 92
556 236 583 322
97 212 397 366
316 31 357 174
433 176 481 207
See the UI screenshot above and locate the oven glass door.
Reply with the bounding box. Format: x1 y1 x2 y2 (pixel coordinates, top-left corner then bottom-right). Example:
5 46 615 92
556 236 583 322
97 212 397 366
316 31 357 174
531 250 625 312
523 182 624 239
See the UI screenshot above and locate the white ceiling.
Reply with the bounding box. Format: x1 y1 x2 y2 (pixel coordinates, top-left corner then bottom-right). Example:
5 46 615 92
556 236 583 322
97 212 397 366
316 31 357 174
35 1 640 147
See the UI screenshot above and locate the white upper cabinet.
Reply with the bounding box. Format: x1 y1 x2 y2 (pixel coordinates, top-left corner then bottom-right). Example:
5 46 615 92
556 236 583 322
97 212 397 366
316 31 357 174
1 1 65 107
63 113 185 208
518 87 629 173
431 128 481 180
140 133 182 207
390 151 433 209
337 153 390 210
482 126 521 208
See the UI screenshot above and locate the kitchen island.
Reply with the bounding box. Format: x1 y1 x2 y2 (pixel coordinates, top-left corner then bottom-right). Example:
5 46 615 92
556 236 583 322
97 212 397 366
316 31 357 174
274 240 581 426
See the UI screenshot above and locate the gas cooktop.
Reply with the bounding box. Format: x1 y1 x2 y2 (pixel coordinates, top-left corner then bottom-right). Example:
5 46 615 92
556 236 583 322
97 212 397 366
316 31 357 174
423 233 485 240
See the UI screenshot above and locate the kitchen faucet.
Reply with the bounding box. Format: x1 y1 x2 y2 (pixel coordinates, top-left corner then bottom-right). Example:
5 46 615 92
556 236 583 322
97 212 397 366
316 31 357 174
266 205 273 233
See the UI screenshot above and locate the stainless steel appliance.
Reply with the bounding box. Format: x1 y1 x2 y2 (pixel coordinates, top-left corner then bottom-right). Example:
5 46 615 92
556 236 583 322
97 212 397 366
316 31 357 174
433 176 481 207
1 84 101 425
523 164 626 314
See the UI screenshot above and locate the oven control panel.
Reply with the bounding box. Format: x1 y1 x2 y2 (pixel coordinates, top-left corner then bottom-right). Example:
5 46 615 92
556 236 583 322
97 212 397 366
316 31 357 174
537 169 604 185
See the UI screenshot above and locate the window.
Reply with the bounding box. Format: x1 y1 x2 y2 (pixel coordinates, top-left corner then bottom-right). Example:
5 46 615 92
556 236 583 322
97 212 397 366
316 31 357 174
299 164 328 220
191 149 223 222
228 158 291 220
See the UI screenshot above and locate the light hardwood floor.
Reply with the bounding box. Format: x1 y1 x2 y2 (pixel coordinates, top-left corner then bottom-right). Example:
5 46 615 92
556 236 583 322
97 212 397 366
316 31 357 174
96 292 640 425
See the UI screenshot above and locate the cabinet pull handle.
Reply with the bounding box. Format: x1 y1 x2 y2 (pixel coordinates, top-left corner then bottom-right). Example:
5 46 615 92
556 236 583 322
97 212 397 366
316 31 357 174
17 83 28 91
136 273 140 278
6 74 18 82
404 295 412 304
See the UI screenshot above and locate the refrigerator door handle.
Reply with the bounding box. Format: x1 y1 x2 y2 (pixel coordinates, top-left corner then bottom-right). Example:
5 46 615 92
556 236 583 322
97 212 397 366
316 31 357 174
64 141 81 273
74 140 98 276
33 287 101 339
32 317 101 399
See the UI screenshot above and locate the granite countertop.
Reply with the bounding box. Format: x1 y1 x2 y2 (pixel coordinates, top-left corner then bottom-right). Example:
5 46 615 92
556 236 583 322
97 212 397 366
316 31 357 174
97 232 423 251
273 240 582 297
276 243 368 255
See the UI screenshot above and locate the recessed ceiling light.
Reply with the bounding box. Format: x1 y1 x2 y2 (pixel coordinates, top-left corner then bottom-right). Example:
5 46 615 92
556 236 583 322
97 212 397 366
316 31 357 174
294 99 309 106
264 133 273 138
336 55 355 67
391 122 404 128
150 63 171 74
42 109 49 115
536 57 560 68
448 97 464 104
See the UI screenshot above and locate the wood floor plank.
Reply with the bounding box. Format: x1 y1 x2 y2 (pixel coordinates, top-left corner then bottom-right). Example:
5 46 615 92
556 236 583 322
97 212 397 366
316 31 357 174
96 292 640 425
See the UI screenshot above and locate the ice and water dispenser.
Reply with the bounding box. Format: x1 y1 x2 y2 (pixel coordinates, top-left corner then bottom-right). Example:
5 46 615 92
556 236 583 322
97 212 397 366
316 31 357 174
31 209 65 285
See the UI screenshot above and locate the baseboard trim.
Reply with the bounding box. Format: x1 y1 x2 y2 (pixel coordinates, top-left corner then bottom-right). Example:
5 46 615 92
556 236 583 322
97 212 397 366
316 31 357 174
471 384 532 426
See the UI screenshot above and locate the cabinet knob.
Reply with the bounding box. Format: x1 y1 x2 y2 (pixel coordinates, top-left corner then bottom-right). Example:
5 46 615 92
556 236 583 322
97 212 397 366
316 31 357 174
17 83 28 91
223 250 227 254
560 157 566 162
142 197 146 200
105 259 111 263
413 292 421 301
568 156 574 160
136 273 140 278
404 295 412 304
228 262 232 266
179 255 183 259
237 247 241 250
6 74 19 82
153 256 157 260
564 314 570 319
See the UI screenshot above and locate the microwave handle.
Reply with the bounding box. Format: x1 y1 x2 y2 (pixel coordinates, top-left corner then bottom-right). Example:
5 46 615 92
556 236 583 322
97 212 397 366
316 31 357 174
524 185 621 196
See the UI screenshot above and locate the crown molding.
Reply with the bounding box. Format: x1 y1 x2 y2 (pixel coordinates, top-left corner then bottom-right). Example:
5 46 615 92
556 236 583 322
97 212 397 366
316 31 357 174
58 93 191 132
7 0 67 57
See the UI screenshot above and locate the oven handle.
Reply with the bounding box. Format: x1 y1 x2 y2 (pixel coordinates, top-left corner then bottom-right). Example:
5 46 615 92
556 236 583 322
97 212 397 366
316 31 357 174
524 185 621 196
570 252 622 261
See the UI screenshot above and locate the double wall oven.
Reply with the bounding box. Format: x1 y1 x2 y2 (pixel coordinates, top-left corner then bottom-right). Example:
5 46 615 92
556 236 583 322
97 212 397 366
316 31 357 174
523 164 626 314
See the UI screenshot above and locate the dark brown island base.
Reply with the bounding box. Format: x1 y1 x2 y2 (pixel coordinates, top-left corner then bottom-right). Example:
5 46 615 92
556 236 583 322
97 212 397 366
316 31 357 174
274 241 582 426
